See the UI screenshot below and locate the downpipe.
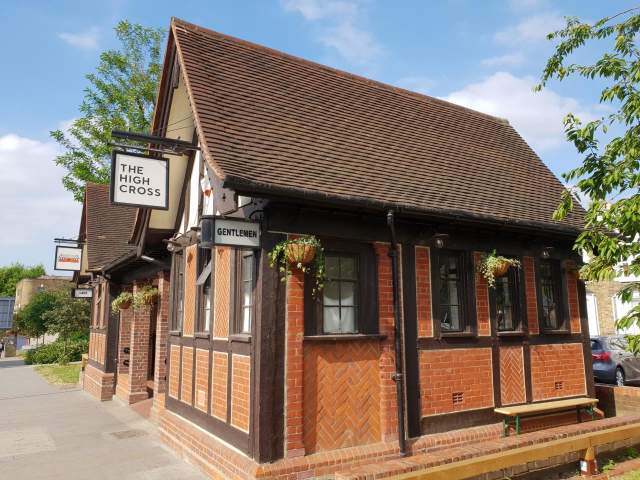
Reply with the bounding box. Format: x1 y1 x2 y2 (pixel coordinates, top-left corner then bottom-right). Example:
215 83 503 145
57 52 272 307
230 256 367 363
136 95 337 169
386 210 407 457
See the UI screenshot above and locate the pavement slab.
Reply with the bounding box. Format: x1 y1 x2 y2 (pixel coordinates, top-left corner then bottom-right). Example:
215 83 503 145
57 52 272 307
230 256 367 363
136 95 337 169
0 357 207 479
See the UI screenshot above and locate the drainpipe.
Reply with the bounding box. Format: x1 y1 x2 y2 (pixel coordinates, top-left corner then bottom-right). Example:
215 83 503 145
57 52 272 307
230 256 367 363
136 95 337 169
386 210 407 456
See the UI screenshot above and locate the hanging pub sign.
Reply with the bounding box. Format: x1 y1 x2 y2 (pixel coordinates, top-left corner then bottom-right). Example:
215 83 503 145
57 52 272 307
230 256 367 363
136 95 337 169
54 246 83 271
72 288 93 299
199 216 260 249
110 150 169 209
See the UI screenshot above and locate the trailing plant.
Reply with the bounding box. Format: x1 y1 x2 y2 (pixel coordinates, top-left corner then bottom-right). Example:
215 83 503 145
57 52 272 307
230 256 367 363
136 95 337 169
133 285 159 309
268 235 325 295
478 250 520 288
111 292 134 313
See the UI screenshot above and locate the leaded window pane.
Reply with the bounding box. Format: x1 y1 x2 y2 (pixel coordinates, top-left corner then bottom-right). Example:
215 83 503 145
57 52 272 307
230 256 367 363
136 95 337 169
322 254 358 334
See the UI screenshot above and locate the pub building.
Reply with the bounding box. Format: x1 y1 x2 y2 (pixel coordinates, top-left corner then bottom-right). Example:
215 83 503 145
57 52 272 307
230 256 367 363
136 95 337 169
82 18 603 479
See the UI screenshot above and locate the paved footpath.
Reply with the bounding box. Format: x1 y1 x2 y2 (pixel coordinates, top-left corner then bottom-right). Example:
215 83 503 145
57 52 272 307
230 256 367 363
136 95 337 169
0 357 206 479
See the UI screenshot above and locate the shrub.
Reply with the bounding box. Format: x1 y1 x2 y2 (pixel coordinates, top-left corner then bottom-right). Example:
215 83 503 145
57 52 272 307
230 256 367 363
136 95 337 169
24 338 88 365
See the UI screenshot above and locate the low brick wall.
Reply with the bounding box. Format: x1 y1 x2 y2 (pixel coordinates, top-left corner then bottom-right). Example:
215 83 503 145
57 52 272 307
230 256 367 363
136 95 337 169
83 363 115 401
596 384 640 417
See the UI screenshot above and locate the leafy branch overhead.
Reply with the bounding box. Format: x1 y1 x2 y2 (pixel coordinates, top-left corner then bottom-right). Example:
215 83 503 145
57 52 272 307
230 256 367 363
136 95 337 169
537 8 640 352
50 21 165 202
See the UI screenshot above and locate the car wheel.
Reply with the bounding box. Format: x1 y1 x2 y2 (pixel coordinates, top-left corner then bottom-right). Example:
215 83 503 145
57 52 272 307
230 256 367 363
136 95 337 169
616 367 626 387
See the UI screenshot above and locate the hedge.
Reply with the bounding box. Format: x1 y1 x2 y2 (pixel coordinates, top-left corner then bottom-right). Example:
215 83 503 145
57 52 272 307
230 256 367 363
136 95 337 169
24 338 88 365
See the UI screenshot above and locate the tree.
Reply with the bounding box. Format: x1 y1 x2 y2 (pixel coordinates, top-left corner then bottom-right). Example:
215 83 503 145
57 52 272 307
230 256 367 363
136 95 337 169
13 290 60 339
50 21 165 201
0 263 45 297
42 292 90 363
537 8 640 351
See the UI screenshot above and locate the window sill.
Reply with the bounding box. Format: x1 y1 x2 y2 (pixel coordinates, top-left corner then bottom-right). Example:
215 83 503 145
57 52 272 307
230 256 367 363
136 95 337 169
169 330 182 337
540 329 572 335
498 331 527 337
440 331 476 338
230 334 251 343
195 332 210 339
304 334 387 342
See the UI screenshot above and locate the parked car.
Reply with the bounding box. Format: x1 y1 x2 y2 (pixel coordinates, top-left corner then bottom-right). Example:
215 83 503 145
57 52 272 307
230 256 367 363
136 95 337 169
591 336 640 386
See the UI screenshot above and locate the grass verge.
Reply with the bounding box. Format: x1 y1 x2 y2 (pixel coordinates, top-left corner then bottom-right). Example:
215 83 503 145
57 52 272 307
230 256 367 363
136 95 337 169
34 363 81 385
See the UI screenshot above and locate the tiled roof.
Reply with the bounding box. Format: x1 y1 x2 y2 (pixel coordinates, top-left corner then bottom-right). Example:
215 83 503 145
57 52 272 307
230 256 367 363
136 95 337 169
171 18 585 232
84 183 136 271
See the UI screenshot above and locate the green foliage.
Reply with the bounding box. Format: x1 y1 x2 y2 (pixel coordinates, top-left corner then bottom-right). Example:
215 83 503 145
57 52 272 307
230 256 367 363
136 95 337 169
40 291 90 364
133 285 158 309
268 235 325 295
50 21 165 201
0 263 45 297
34 364 81 385
478 250 521 288
24 338 88 365
538 7 640 352
111 291 134 313
13 290 60 338
602 458 617 472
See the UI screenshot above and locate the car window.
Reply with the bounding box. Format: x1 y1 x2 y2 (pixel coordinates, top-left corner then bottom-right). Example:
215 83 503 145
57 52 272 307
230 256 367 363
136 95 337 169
591 339 602 351
608 337 628 351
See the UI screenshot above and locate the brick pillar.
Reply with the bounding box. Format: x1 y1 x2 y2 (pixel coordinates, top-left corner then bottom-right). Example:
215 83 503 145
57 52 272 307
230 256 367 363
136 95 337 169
524 257 539 334
285 268 305 458
115 288 133 402
125 282 152 404
374 243 399 442
152 271 170 418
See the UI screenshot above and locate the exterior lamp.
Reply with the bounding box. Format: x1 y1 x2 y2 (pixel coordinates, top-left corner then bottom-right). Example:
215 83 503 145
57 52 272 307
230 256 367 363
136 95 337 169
198 215 216 249
541 247 553 259
431 233 449 249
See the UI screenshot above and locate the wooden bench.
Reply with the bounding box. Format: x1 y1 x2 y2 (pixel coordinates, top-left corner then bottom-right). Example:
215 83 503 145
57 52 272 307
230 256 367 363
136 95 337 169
495 397 598 436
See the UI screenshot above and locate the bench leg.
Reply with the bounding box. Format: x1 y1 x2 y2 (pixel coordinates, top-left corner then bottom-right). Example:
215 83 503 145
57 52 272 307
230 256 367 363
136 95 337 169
577 407 582 423
515 415 520 435
503 418 509 437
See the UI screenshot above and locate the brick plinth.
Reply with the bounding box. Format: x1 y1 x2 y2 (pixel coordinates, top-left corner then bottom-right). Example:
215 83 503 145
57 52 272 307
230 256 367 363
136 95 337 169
530 343 586 401
151 271 170 422
83 363 114 401
285 267 305 457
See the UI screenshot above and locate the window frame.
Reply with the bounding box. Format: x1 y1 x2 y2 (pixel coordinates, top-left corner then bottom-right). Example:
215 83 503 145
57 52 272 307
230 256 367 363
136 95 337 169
321 253 360 334
488 256 526 334
536 258 569 333
195 247 213 335
304 239 378 337
170 251 185 333
233 249 255 336
431 249 476 336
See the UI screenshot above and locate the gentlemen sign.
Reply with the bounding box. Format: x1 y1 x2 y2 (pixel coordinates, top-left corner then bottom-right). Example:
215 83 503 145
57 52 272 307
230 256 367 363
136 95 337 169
110 151 169 209
201 217 260 248
54 246 82 271
72 288 93 299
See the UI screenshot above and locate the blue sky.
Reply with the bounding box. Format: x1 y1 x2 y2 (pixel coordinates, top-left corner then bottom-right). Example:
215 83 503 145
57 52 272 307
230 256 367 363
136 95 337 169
0 0 633 272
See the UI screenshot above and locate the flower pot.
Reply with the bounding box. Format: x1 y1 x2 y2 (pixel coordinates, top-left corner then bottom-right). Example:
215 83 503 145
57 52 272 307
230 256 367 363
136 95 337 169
118 300 132 310
492 260 512 278
286 243 316 266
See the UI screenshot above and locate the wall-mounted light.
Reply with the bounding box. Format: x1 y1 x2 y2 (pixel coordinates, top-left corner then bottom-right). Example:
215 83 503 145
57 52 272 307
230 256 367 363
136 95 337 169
431 233 449 249
541 246 554 259
198 215 216 249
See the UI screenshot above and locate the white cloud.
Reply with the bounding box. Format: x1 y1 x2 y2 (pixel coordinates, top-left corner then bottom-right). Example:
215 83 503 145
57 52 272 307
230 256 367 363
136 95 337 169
0 134 81 271
395 76 436 95
281 0 382 67
481 52 525 67
58 27 100 50
441 72 597 152
494 12 565 44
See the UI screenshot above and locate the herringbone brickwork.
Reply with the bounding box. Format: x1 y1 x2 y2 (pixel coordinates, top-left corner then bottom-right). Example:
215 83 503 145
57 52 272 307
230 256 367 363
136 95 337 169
181 346 194 405
231 354 251 432
303 341 381 454
195 348 209 412
169 345 180 399
474 252 491 336
419 348 494 416
499 346 526 406
530 343 586 401
415 246 433 337
213 247 230 338
523 256 539 334
183 245 197 337
211 351 228 421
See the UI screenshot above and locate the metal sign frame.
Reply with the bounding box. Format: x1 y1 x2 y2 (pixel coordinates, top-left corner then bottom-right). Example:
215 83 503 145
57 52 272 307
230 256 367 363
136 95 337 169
54 245 83 272
208 216 261 249
110 150 170 210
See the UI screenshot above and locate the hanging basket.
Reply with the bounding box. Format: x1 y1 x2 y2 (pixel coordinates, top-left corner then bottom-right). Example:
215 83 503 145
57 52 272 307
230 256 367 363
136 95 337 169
492 260 512 278
118 299 132 310
286 243 317 266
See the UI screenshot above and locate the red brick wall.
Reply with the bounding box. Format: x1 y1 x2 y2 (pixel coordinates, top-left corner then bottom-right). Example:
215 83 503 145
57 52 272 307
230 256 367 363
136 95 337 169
231 354 251 432
154 271 171 397
213 247 231 338
474 252 491 336
415 246 433 338
183 245 197 337
181 346 194 404
169 345 180 399
285 268 305 457
523 256 539 334
127 282 152 402
530 343 586 401
499 346 526 406
419 348 494 416
303 340 381 454
195 348 209 412
83 362 114 401
566 265 582 333
117 295 133 375
211 351 228 421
